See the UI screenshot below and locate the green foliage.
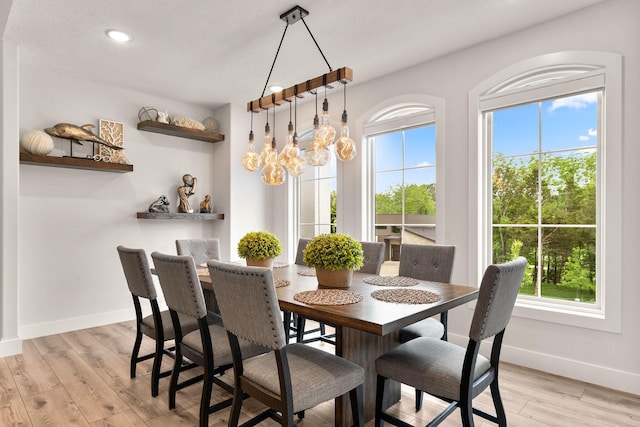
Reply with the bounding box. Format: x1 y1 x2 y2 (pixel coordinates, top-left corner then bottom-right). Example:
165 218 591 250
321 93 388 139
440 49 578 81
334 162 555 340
376 183 436 215
491 151 597 301
237 231 282 260
303 233 365 271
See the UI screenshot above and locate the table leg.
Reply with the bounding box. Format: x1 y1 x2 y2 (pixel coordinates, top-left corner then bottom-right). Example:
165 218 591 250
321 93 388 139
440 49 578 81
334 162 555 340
334 326 400 426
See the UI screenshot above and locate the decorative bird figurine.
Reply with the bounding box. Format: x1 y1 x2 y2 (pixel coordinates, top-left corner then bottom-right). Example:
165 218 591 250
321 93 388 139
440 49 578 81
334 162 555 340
44 123 123 150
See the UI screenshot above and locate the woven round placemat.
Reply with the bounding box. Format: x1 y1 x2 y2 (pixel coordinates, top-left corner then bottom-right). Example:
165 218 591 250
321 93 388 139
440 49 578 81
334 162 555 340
294 289 363 305
196 267 209 276
297 268 317 276
274 278 290 288
363 276 419 287
371 289 441 304
273 261 289 268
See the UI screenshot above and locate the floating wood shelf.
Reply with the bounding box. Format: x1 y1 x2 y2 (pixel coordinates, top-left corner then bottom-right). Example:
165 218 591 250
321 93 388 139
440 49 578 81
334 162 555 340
137 121 225 143
20 153 134 173
137 212 225 220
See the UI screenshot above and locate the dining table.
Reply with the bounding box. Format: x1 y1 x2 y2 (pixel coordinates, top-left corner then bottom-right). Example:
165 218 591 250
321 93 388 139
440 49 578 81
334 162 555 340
199 263 478 427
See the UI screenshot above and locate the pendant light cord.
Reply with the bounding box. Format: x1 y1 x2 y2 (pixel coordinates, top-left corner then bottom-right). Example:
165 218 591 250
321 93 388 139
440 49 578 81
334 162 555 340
261 24 289 98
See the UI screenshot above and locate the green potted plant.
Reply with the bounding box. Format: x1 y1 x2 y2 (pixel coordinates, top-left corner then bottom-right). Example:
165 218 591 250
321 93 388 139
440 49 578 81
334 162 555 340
303 233 364 287
237 231 282 268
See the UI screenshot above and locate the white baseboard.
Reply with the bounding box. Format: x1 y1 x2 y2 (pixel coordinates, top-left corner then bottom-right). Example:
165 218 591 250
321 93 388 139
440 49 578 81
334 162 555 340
0 337 23 358
449 333 640 396
20 308 136 340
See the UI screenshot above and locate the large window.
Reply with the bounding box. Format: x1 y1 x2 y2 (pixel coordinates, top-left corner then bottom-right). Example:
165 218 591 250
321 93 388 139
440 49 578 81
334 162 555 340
489 92 598 303
471 52 622 331
365 104 438 270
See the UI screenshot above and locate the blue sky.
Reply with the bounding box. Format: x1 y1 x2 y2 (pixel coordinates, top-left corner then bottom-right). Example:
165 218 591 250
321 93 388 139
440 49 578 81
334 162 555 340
493 92 598 157
373 125 436 193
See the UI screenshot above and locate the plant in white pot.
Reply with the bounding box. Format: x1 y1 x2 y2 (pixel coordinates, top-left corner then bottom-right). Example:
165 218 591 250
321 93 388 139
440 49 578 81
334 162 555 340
237 231 282 268
303 233 364 288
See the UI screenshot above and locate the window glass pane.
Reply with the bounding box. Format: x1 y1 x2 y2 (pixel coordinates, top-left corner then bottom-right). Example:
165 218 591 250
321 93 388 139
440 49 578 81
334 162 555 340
493 103 539 156
541 227 596 303
403 168 436 217
492 226 537 294
492 155 538 225
405 126 435 167
375 170 402 216
541 151 596 225
541 93 598 152
374 133 403 171
299 180 317 224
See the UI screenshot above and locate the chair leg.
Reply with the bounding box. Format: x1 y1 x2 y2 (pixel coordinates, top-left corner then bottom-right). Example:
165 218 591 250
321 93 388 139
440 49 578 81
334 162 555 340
375 375 386 427
151 339 164 397
320 322 326 335
350 384 364 427
490 378 507 427
168 346 183 409
283 311 291 344
130 329 143 378
415 387 424 411
460 396 475 427
296 316 306 342
199 365 214 427
228 383 243 427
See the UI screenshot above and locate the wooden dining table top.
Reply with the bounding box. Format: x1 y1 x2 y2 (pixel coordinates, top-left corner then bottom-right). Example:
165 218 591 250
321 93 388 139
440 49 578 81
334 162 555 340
199 263 478 337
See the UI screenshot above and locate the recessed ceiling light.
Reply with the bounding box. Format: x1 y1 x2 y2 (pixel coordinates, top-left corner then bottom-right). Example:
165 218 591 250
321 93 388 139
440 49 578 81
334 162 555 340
269 84 284 93
106 30 132 43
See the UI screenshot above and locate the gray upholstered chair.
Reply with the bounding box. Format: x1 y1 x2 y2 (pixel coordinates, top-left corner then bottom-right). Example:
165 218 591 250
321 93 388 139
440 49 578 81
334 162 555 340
175 238 221 265
151 252 267 427
284 238 313 343
117 246 199 397
294 237 312 266
375 257 527 427
359 241 386 274
207 259 365 427
296 240 386 344
397 244 456 410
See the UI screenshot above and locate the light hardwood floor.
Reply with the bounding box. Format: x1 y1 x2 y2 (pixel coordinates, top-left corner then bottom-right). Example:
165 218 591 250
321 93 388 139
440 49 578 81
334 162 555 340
0 320 638 426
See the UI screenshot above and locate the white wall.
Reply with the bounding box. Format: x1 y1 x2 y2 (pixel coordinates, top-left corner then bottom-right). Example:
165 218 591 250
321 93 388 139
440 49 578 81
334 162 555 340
1 0 637 395
16 60 232 338
268 0 639 394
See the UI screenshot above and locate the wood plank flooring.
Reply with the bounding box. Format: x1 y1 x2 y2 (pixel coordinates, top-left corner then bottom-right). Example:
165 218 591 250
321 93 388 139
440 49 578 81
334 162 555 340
0 320 637 426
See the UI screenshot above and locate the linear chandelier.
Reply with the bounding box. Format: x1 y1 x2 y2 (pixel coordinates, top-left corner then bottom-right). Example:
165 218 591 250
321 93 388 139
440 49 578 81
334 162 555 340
242 5 356 185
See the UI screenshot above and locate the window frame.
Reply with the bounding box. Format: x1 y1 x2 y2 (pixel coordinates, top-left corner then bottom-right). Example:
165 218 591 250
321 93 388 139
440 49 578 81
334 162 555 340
360 95 446 244
468 51 622 332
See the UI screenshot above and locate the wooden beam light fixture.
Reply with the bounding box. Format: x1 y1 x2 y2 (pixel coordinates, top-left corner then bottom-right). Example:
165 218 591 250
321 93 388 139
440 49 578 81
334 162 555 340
242 5 356 184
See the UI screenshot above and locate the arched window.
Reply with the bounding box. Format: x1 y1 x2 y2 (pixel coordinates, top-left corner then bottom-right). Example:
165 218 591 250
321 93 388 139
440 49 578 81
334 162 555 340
469 51 622 332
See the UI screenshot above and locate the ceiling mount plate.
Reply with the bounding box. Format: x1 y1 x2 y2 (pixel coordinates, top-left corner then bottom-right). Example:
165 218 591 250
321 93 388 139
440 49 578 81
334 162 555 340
280 5 309 25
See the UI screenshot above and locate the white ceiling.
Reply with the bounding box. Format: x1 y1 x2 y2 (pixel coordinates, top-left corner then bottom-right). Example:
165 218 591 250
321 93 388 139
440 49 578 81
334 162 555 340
4 0 603 110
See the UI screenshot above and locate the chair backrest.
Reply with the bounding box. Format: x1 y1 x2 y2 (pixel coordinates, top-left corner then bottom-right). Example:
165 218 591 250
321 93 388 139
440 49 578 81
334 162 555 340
398 244 456 283
117 246 157 300
294 238 312 266
207 260 286 351
151 252 208 320
175 238 221 265
469 257 527 341
359 241 386 274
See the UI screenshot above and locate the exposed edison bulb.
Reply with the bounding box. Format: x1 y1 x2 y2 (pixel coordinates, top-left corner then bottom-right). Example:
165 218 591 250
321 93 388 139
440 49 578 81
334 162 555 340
259 122 271 165
287 133 307 178
278 122 296 167
335 111 357 161
242 130 260 172
303 139 330 166
261 139 286 185
316 98 336 149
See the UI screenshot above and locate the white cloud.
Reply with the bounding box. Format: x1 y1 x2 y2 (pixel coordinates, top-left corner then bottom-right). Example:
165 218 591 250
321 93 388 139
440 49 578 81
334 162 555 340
588 128 597 136
579 135 589 141
415 161 431 167
548 93 598 112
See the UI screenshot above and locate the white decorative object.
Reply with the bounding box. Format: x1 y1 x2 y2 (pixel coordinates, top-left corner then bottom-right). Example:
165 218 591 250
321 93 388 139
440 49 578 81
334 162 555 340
172 116 205 130
21 130 54 156
98 119 129 164
202 117 219 132
157 111 169 124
